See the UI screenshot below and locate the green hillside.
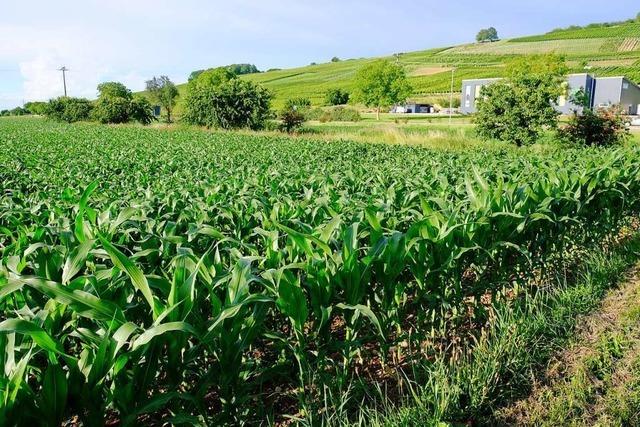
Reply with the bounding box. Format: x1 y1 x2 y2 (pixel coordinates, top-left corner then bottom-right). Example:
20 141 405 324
170 20 640 110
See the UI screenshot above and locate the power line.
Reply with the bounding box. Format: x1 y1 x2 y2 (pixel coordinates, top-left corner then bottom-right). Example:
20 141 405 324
58 66 68 97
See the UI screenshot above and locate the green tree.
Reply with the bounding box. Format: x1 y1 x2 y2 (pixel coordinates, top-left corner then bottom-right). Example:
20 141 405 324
325 88 350 106
145 76 179 123
183 73 272 130
475 54 568 146
129 96 155 125
24 101 47 115
96 82 132 99
331 57 341 62
352 60 412 120
93 82 153 125
93 82 132 124
476 27 499 42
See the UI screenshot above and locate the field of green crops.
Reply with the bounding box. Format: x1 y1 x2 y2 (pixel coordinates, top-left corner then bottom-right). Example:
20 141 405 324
2 118 640 425
511 21 640 42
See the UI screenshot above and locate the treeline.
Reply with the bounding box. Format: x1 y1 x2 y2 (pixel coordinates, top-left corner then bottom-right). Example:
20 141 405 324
548 12 640 33
188 63 261 81
29 64 357 133
40 83 156 125
0 101 48 117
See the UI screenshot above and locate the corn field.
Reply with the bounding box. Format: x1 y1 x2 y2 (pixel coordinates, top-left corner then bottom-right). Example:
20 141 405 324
1 118 640 425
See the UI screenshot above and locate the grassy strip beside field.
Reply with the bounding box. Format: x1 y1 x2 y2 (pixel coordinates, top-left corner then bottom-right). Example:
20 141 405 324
370 219 640 426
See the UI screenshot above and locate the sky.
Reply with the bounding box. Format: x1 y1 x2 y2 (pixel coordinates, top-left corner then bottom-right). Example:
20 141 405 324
1 0 638 110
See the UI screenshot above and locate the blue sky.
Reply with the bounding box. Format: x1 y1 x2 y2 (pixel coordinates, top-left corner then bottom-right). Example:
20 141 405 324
1 0 638 109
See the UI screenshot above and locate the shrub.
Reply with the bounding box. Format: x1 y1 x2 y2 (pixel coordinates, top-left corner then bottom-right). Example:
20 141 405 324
285 98 311 110
183 77 272 130
45 97 93 123
279 106 306 133
325 88 350 106
331 57 341 62
307 106 361 123
559 107 630 147
279 98 311 133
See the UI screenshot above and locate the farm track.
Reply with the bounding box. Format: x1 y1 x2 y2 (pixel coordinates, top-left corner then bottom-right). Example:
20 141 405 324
496 264 640 426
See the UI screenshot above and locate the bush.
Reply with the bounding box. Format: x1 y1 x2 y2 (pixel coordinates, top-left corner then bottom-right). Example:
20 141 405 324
45 97 93 123
285 98 311 110
307 106 362 123
434 97 461 109
325 88 350 106
558 107 630 147
279 106 306 133
183 76 272 130
279 98 311 133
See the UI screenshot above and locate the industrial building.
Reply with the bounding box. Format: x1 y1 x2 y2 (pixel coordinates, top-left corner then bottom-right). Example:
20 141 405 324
461 73 640 115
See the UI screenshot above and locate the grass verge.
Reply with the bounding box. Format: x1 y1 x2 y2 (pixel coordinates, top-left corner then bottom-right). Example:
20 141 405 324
338 219 640 426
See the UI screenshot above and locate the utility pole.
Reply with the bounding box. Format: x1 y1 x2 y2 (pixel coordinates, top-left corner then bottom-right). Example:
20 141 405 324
58 66 68 97
449 67 455 125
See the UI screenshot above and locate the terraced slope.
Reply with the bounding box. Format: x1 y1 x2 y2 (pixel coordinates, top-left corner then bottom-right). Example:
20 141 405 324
166 21 640 110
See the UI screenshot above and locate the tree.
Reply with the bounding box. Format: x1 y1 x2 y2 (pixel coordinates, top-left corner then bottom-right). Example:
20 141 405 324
93 82 133 124
146 76 179 123
24 101 47 115
226 64 260 75
475 54 568 146
129 96 155 125
331 57 341 63
97 82 132 99
476 27 499 43
183 72 272 130
45 97 93 123
352 60 412 120
93 82 154 125
325 88 350 106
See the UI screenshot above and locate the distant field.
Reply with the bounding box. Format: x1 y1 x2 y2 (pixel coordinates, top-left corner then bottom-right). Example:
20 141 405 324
161 21 640 113
512 21 640 42
441 38 612 55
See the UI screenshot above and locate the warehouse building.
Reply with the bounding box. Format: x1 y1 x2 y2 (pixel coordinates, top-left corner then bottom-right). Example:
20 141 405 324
461 73 640 115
